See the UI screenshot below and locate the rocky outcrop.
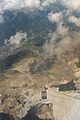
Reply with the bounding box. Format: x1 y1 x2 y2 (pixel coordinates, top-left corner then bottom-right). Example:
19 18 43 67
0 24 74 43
59 81 76 91
34 103 54 120
22 103 55 120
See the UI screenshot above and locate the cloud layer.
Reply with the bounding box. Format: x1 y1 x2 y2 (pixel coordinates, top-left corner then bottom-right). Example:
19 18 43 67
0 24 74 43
5 32 27 49
0 0 80 61
43 28 80 59
44 8 80 59
61 0 80 10
42 0 56 7
0 0 40 13
47 12 63 23
0 0 80 13
69 16 80 27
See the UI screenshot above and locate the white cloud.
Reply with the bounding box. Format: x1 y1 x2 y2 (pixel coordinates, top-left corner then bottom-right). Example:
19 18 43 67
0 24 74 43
69 16 80 27
61 0 80 11
47 12 63 23
44 9 72 58
56 22 69 37
43 29 80 59
43 12 76 59
0 0 80 14
23 0 40 8
42 0 56 7
43 0 80 59
7 32 27 48
0 0 40 13
43 23 69 58
41 0 80 12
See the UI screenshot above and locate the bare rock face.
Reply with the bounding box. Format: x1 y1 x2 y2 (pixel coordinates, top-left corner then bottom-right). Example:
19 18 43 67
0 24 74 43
34 103 54 120
22 103 55 120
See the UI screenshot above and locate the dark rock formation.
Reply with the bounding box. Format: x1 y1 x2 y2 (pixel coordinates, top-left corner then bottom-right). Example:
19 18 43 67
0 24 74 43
0 113 14 120
22 103 55 120
59 81 76 91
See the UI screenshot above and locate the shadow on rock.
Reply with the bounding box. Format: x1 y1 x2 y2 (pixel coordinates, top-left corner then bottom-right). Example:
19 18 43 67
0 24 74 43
21 106 36 120
22 103 55 120
59 81 76 91
0 113 14 120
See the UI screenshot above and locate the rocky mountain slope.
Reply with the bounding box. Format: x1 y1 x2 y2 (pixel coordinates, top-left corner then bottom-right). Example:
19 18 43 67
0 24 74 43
0 47 80 119
0 0 80 119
